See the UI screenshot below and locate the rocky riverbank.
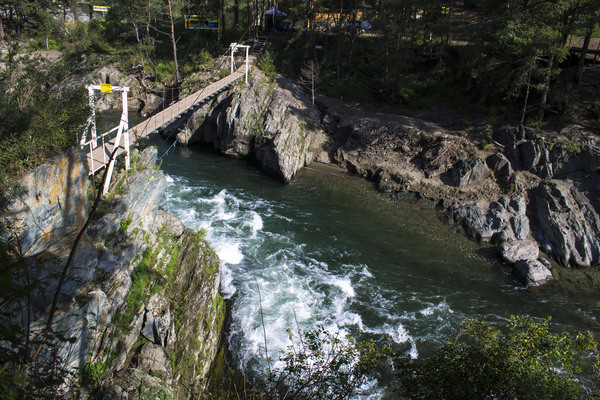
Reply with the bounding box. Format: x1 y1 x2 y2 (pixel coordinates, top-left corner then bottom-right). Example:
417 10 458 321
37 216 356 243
320 103 600 286
0 147 225 398
168 68 599 288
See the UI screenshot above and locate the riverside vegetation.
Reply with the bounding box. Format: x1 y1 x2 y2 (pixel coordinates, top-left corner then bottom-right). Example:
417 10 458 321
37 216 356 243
1 0 600 398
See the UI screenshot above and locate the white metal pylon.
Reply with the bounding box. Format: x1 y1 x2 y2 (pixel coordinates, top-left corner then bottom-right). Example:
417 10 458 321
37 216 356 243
81 84 130 194
230 43 251 83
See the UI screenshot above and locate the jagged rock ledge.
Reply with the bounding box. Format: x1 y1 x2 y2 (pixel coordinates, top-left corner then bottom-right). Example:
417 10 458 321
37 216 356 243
323 110 600 286
1 146 225 398
163 68 600 288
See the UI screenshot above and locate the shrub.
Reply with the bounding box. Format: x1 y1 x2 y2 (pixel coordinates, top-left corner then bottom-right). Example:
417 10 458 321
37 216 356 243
257 49 276 79
270 326 392 399
395 316 598 400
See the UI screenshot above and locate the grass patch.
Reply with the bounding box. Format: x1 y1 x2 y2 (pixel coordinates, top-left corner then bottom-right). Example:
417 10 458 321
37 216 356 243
119 217 133 234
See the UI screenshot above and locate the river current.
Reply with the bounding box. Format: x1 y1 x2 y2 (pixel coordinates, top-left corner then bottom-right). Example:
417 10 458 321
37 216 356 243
153 141 599 396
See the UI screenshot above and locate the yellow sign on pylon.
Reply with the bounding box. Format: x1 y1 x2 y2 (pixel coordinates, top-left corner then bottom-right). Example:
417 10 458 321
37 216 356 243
100 83 113 93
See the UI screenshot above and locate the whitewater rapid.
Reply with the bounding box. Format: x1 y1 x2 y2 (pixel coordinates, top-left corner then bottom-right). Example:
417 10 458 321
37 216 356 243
161 174 428 371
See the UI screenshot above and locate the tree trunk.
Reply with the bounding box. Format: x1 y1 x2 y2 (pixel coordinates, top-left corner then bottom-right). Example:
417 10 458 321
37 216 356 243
0 15 4 41
560 0 581 46
221 0 226 38
167 0 180 83
538 54 554 122
132 19 144 68
261 0 265 30
520 67 532 127
335 0 343 86
310 0 316 60
247 0 251 29
574 18 595 83
147 0 151 35
16 9 21 36
72 0 78 23
234 0 239 27
383 7 390 83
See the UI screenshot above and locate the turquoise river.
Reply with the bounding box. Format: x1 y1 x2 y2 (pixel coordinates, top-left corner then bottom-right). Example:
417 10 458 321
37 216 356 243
151 139 599 397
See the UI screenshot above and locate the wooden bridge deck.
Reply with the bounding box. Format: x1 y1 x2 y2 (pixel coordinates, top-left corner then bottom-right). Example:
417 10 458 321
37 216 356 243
86 59 255 175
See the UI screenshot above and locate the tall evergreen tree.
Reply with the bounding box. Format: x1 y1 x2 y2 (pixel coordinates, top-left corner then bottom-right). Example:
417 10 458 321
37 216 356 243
466 0 571 123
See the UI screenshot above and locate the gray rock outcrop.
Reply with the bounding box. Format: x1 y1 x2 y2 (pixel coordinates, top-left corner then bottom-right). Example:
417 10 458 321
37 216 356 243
1 147 89 257
447 158 492 187
319 101 598 274
0 146 225 398
448 195 530 244
534 180 600 268
168 69 328 183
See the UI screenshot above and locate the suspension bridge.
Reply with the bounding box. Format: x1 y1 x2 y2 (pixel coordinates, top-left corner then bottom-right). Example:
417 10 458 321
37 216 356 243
81 37 267 193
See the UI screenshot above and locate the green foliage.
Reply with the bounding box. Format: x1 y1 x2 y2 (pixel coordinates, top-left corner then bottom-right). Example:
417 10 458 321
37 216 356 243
462 0 571 119
566 138 581 155
210 293 225 331
253 123 264 135
153 60 176 83
479 124 493 150
119 217 133 234
395 316 598 400
589 100 600 130
115 224 182 330
257 49 276 79
195 227 207 241
194 49 213 66
81 360 108 387
126 249 158 318
164 242 179 288
60 20 117 63
0 42 89 213
271 326 392 400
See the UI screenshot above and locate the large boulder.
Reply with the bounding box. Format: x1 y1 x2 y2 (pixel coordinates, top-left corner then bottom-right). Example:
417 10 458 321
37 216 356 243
138 343 172 378
499 240 539 263
486 152 513 183
449 200 527 243
446 158 492 187
513 259 553 287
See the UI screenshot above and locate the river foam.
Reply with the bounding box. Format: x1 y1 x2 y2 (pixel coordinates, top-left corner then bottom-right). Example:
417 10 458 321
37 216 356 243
161 174 426 372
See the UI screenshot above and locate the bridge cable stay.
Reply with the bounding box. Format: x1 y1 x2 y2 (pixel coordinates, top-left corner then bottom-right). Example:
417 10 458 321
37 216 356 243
83 22 267 192
135 24 253 155
151 24 262 168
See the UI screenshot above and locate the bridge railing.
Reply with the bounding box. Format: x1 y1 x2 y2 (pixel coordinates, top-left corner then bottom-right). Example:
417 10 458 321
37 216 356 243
82 125 125 176
82 37 265 193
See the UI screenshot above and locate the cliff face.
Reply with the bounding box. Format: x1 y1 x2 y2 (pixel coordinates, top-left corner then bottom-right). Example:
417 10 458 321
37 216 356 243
168 69 329 183
0 147 224 398
2 147 89 258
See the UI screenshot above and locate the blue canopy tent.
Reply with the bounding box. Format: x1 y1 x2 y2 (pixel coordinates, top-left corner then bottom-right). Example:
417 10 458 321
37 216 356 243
264 7 288 30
